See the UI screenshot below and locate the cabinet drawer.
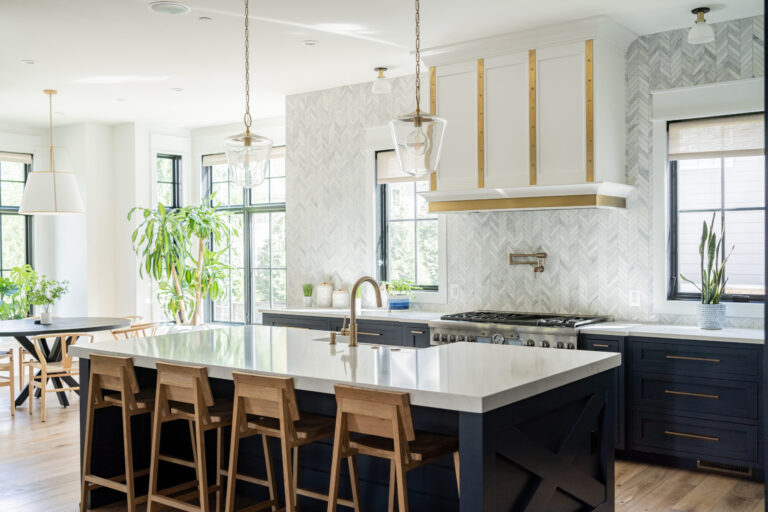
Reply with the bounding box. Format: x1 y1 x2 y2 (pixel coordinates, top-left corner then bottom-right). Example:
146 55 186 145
356 320 405 346
630 339 760 378
403 323 430 348
582 337 621 352
630 410 759 465
631 372 758 421
262 314 332 332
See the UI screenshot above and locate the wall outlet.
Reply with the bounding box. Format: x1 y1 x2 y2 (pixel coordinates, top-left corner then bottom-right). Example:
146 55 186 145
450 284 460 299
628 290 642 308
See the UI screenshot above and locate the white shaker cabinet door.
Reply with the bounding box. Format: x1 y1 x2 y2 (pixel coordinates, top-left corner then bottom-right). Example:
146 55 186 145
484 52 530 189
535 43 586 186
435 61 478 191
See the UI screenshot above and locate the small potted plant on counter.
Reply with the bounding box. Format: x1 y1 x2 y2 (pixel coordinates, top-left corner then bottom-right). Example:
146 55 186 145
302 283 313 307
29 276 69 325
383 279 420 311
681 214 733 330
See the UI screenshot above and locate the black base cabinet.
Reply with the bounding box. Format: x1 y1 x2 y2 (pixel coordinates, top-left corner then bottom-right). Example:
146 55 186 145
580 335 626 450
261 313 430 348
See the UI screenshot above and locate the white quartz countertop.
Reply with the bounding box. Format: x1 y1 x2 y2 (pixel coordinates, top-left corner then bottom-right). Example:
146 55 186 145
260 308 442 323
579 322 764 344
70 325 620 413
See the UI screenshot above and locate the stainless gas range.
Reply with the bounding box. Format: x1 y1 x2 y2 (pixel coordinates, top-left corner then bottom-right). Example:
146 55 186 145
428 311 612 349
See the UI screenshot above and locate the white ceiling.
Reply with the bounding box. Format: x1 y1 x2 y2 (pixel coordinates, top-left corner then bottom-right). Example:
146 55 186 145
0 0 762 130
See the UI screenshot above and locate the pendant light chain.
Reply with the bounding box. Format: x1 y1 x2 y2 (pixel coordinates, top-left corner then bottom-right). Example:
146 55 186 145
414 0 421 114
48 91 54 171
243 0 252 133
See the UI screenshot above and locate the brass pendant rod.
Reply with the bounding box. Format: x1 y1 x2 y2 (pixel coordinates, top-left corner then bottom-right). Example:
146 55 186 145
243 0 251 134
413 0 421 115
44 89 59 212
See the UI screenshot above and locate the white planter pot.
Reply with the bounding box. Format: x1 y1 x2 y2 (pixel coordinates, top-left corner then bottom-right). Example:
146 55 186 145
696 303 726 330
303 296 312 307
40 305 53 325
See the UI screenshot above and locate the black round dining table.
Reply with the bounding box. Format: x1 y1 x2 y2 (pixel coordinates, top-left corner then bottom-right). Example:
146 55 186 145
0 317 131 407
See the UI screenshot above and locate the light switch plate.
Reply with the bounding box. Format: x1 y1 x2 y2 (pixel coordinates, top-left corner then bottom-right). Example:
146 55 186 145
450 284 460 299
629 290 642 307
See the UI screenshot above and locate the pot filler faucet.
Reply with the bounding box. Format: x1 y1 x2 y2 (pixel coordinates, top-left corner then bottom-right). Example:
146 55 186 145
330 276 383 347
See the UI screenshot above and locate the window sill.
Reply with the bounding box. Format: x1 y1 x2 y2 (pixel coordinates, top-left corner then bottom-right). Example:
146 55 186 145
413 288 447 305
653 299 764 318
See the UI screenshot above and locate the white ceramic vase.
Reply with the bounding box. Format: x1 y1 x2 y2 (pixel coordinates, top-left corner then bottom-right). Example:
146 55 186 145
40 305 53 325
303 296 312 307
696 303 726 330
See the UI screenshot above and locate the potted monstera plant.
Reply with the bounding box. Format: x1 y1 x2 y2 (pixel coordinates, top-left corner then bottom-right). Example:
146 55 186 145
681 214 733 330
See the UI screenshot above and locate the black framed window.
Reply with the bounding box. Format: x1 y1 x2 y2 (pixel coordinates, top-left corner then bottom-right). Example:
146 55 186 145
668 114 765 302
375 150 438 290
0 152 33 276
156 154 182 208
202 147 286 324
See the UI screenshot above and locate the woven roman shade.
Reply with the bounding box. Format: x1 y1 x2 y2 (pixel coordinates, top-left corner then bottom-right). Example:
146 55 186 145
0 152 33 164
668 113 764 160
376 150 426 184
202 146 285 168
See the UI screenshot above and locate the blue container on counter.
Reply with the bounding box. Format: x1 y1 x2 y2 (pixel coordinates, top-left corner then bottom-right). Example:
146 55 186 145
388 295 410 310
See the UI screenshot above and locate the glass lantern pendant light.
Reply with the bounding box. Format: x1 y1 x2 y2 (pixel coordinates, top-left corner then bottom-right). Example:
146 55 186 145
389 0 446 178
225 0 272 188
19 89 85 215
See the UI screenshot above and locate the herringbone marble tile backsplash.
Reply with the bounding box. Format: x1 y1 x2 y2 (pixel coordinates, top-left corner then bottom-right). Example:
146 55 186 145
286 16 764 328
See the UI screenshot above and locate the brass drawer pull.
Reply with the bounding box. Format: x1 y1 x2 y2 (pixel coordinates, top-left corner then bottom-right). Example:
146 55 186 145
592 343 610 348
664 430 719 442
665 355 721 363
359 332 382 337
664 390 719 400
410 330 425 335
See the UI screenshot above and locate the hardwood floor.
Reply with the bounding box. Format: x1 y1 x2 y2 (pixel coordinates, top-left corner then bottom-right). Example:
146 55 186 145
0 356 763 511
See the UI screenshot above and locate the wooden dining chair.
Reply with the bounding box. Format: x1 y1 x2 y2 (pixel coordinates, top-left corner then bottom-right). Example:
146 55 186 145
121 315 144 325
111 323 159 340
17 316 39 389
327 385 460 512
27 332 92 422
0 349 15 416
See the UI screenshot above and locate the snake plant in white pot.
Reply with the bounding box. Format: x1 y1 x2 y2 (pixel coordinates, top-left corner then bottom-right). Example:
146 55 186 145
680 214 733 329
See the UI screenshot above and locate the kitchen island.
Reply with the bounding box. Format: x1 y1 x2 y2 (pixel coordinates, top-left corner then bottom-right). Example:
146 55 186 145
71 325 620 512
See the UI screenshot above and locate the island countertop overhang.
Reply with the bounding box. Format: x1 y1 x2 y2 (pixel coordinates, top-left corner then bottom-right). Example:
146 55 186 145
70 325 620 414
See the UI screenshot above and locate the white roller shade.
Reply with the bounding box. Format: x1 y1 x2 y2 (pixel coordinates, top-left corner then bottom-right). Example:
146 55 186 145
669 113 764 160
376 150 426 184
0 152 33 164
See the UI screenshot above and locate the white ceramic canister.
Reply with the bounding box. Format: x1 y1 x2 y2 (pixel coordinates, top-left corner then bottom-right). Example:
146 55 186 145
332 290 350 309
315 283 333 308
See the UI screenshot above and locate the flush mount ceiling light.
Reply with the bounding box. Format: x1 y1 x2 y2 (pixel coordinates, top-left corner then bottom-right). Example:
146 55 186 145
688 7 715 45
19 90 85 215
389 0 446 178
148 1 191 15
372 67 392 95
21 59 35 65
224 0 273 189
303 40 319 46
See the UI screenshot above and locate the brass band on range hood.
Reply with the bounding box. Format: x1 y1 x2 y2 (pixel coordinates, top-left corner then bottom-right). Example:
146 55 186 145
429 66 437 191
427 194 626 213
529 49 537 185
477 58 485 188
585 39 595 182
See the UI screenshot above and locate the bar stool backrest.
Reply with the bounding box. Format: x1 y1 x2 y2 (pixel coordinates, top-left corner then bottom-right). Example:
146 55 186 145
89 354 142 411
155 361 215 423
232 371 300 420
112 323 159 340
333 384 416 442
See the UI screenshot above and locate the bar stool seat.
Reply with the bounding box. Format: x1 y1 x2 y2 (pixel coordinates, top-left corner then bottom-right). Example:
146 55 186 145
170 399 234 422
102 388 155 409
246 411 335 440
350 432 459 463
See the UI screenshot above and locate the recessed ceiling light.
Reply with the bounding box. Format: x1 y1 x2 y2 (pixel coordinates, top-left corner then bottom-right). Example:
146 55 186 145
171 87 184 92
303 40 319 46
148 2 191 15
116 98 125 102
21 59 35 65
198 16 212 22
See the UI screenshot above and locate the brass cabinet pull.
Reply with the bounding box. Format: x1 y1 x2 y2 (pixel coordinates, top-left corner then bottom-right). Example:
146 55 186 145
665 355 721 363
592 343 610 348
664 430 719 442
359 332 382 337
664 390 719 400
410 330 425 335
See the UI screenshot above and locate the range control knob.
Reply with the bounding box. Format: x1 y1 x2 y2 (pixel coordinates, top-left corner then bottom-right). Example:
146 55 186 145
441 334 448 342
433 333 440 341
491 333 506 344
566 342 576 350
449 335 456 343
541 340 550 348
467 335 476 342
526 339 536 347
457 335 466 341
556 341 565 349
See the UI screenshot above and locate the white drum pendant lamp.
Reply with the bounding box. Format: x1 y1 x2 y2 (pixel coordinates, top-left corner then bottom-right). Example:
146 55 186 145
224 0 273 188
389 0 446 178
19 89 85 215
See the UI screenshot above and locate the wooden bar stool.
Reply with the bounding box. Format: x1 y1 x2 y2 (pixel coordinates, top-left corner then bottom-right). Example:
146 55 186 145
80 354 155 512
225 371 360 512
28 332 89 422
0 349 15 416
112 323 159 340
327 385 460 512
147 362 232 512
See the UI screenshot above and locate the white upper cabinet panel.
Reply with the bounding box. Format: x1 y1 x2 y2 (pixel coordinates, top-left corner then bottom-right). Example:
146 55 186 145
484 53 530 188
436 62 478 191
536 43 586 186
